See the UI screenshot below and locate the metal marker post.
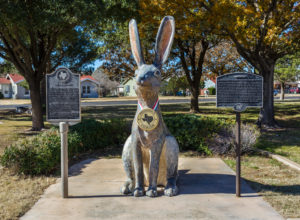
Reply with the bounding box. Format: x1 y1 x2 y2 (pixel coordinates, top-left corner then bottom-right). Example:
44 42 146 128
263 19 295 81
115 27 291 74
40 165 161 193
217 73 263 198
60 122 69 198
47 67 81 199
235 112 241 197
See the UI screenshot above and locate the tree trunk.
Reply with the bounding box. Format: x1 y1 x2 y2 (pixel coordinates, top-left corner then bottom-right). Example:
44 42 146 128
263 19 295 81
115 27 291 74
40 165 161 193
29 80 44 130
40 76 46 107
280 82 285 100
190 87 200 113
176 39 208 113
257 63 277 127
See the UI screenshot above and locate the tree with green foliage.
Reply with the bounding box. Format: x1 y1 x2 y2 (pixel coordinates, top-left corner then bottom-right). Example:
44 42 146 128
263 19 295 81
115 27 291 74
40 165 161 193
275 54 300 100
161 75 203 96
19 80 29 91
51 30 99 74
0 0 136 130
165 76 189 96
0 60 16 74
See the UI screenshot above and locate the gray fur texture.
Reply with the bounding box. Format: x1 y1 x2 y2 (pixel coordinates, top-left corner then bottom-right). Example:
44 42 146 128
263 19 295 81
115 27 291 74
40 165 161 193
121 16 179 197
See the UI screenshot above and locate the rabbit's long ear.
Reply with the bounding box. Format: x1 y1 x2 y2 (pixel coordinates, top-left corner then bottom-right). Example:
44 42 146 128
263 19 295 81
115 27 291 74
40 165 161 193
154 16 175 68
129 19 145 67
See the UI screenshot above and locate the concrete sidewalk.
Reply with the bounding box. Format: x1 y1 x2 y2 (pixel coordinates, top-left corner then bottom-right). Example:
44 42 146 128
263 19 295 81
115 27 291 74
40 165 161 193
21 158 283 220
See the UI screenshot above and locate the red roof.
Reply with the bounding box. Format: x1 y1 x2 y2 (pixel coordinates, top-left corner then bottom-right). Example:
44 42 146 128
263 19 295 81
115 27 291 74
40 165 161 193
209 76 216 84
8 73 24 83
0 77 10 84
80 75 99 84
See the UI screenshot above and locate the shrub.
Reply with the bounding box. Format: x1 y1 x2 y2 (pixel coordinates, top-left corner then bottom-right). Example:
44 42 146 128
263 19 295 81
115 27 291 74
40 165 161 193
0 119 130 175
164 114 228 154
0 129 81 175
208 123 259 155
207 87 216 95
70 118 130 151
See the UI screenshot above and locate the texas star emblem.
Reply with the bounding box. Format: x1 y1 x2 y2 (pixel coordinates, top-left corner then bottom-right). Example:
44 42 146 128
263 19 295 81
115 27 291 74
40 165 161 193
137 108 159 131
57 70 70 81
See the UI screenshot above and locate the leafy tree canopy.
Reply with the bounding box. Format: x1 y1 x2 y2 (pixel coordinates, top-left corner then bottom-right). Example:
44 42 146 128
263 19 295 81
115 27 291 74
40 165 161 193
19 80 29 90
0 59 16 74
275 53 300 83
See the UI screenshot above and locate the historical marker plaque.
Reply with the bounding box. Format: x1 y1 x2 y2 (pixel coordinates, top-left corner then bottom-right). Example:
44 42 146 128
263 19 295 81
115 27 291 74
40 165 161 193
216 72 263 112
216 72 263 197
46 67 81 123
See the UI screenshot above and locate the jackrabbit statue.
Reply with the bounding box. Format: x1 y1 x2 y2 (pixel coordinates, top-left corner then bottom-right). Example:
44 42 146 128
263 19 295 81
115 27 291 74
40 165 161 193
121 16 179 197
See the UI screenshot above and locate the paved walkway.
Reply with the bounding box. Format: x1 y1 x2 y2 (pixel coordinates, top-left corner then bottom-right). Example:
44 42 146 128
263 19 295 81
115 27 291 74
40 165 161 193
22 158 283 220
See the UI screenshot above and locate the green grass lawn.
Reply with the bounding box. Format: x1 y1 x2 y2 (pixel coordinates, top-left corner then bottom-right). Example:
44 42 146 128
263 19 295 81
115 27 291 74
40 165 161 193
0 110 51 154
224 155 300 218
255 101 300 164
0 110 33 155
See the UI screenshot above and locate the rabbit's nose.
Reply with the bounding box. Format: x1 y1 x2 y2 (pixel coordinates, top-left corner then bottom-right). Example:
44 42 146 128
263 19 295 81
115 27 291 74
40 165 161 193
144 72 152 79
141 74 147 80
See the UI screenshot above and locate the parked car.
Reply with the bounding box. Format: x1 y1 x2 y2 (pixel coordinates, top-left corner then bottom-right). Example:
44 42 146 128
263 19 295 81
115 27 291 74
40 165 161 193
289 87 300 94
176 91 183 96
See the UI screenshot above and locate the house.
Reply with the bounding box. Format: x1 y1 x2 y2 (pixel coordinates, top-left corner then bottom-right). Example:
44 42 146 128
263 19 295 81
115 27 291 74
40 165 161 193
0 73 100 99
0 77 11 98
0 73 30 99
118 78 136 96
80 75 100 98
200 77 216 95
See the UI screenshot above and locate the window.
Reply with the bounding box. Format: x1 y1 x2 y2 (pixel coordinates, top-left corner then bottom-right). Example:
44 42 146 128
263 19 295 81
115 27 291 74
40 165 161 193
125 85 130 93
82 86 86 94
25 89 29 95
87 86 90 94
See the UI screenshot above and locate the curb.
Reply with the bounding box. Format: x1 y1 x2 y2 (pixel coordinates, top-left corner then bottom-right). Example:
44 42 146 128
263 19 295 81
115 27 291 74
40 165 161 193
258 149 300 172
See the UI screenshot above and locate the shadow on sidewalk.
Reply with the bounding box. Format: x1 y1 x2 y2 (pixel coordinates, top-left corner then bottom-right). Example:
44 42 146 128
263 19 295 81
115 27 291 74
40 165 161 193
178 169 256 196
67 169 260 199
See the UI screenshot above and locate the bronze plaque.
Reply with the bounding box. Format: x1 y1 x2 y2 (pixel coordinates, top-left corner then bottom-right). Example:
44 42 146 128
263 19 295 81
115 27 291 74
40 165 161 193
46 67 81 123
216 72 263 112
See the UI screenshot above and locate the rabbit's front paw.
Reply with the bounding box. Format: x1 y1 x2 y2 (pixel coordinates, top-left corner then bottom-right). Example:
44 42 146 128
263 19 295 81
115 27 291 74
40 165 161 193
146 188 157 197
133 187 144 197
164 185 178 197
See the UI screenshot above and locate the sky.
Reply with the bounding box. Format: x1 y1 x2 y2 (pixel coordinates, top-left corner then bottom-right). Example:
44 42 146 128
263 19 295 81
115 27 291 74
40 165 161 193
91 59 104 71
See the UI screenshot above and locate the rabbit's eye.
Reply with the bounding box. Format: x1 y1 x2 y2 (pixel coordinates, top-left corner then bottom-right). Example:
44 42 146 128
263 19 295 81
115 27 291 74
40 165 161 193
154 70 160 76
